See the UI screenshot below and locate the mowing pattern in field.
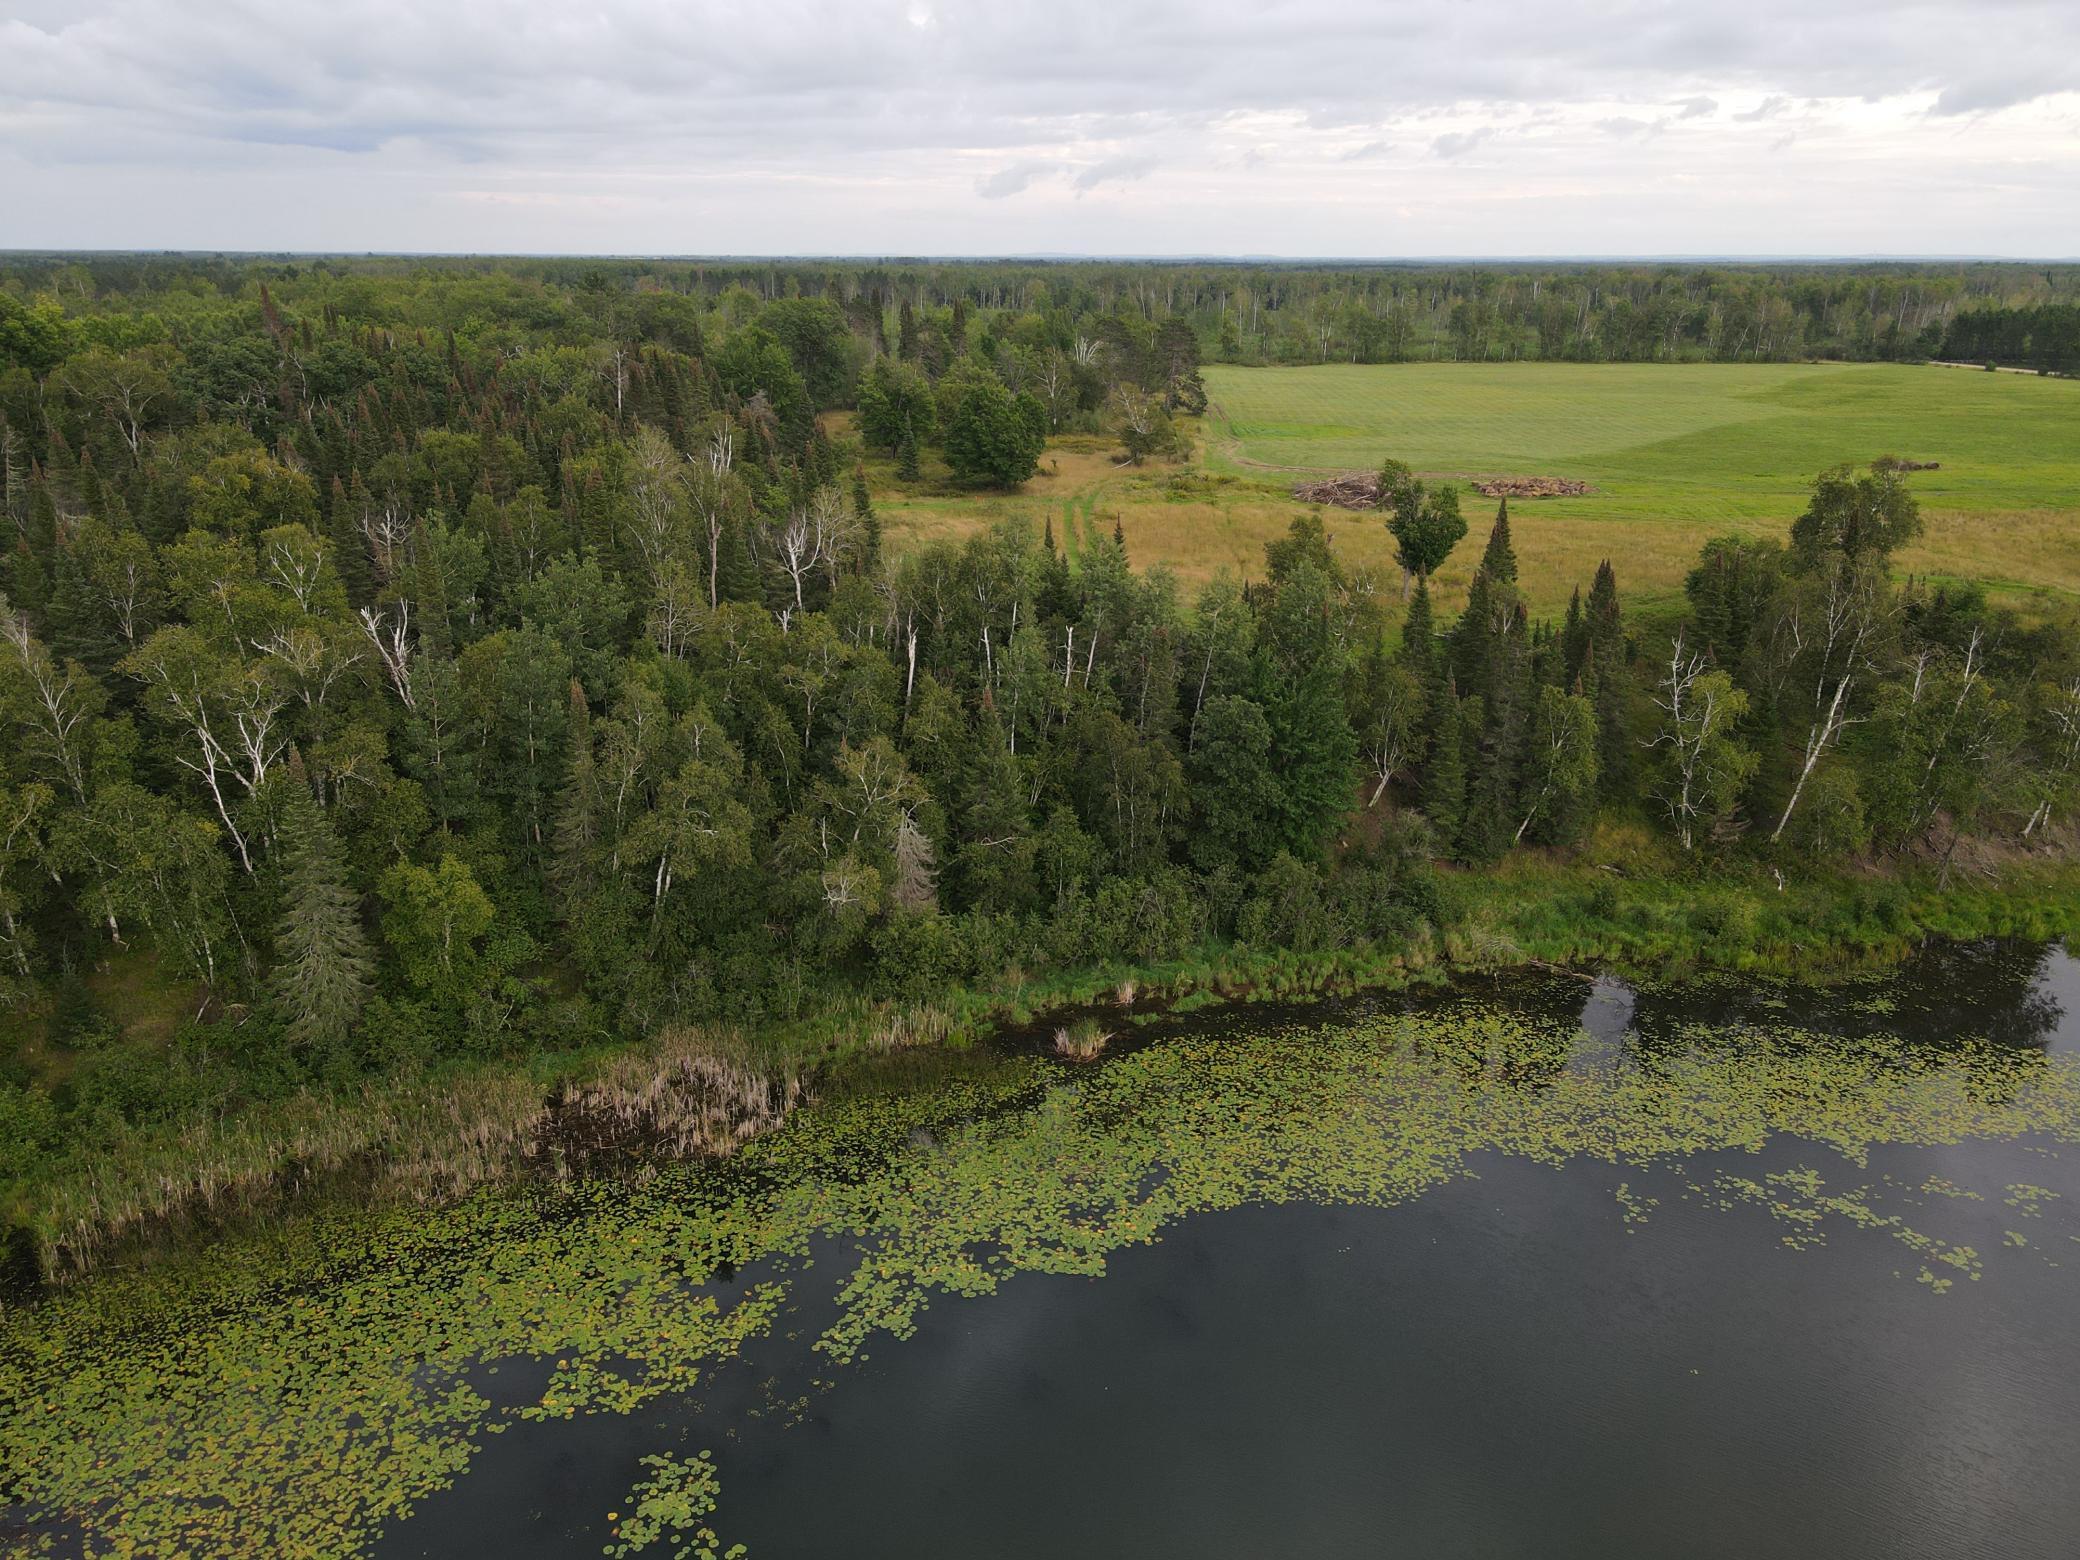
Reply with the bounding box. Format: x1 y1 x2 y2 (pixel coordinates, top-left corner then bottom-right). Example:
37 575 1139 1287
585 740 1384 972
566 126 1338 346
1203 362 2080 610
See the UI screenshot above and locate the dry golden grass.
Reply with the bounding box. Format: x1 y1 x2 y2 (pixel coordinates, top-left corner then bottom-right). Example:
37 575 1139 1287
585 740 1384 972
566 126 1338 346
868 368 2080 620
871 427 1768 617
1899 508 2080 613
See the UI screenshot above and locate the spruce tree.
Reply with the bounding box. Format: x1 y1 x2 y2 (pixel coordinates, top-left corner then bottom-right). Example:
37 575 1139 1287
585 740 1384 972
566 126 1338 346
549 678 599 909
894 419 921 481
1400 573 1436 685
1423 688 1468 842
1450 569 1496 703
1586 559 1630 797
1560 585 1587 683
716 513 762 603
1479 498 1517 583
269 786 375 1063
852 467 882 575
327 476 376 608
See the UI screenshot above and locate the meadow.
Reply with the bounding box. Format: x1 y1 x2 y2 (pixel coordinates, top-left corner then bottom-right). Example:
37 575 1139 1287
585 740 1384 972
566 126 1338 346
875 362 2080 618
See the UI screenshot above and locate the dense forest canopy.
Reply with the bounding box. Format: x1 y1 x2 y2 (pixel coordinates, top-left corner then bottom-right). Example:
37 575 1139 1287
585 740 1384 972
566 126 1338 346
4 253 2078 376
1 253 2076 1273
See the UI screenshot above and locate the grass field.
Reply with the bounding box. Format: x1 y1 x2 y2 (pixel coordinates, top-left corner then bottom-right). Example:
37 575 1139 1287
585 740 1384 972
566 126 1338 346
872 362 2080 620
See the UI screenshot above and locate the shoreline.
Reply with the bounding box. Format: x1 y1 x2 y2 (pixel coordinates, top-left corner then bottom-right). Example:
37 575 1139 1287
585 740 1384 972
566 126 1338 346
9 851 2078 1289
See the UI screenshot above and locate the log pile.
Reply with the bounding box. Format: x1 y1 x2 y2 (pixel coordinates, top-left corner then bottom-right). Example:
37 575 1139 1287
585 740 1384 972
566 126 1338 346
1292 471 1593 510
1469 476 1592 498
1292 473 1383 509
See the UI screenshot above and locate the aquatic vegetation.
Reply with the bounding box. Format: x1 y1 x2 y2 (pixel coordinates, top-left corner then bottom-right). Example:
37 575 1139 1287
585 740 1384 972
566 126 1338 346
1053 1017 1113 1059
3 1004 2077 1558
603 1452 743 1560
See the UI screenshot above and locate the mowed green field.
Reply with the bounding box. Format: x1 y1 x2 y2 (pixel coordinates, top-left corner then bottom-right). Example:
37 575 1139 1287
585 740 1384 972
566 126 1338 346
1204 362 2080 613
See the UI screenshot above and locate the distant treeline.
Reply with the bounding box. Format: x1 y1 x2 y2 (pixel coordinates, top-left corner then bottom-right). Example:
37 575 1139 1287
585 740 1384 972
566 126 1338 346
4 253 2078 372
1934 303 2080 374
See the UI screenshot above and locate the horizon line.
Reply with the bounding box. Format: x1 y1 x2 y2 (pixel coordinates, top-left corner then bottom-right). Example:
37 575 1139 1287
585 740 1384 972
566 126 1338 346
4 249 2079 267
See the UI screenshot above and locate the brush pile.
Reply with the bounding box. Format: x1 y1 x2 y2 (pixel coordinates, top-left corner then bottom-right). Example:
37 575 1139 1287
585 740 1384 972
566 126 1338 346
1470 476 1592 498
1294 471 1593 510
1292 473 1383 509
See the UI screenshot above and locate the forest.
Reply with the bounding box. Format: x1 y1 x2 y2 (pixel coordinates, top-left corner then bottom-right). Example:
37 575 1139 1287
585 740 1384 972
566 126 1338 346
1 253 2077 1276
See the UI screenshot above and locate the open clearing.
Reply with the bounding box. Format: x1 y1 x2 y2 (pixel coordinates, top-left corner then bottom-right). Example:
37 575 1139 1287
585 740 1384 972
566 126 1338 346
875 362 2080 620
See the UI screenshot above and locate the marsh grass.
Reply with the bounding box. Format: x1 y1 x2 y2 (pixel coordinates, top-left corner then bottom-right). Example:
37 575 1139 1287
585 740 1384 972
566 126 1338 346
20 1024 805 1281
1054 1017 1113 1059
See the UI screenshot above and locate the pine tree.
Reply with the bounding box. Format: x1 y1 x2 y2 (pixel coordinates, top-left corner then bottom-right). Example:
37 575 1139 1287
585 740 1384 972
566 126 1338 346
76 450 105 522
894 419 921 481
1460 607 1531 862
716 513 761 604
269 786 375 1062
1400 573 1436 685
852 466 882 575
549 678 599 908
1586 559 1631 798
327 476 376 608
1423 688 1468 842
1560 585 1587 683
46 540 119 679
1480 498 1517 583
1450 568 1497 703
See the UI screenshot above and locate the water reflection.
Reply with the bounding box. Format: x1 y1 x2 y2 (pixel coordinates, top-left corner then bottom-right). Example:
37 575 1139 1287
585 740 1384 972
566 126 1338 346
1572 940 2076 1060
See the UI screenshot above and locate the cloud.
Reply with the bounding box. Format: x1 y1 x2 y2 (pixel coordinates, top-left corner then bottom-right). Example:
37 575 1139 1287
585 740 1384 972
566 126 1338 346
1432 126 1497 159
1072 154 1156 191
0 0 2076 252
1930 72 2066 116
976 161 1056 199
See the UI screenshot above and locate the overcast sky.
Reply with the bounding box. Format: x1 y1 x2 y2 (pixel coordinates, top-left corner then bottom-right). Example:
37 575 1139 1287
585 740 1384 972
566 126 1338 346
3 0 2077 257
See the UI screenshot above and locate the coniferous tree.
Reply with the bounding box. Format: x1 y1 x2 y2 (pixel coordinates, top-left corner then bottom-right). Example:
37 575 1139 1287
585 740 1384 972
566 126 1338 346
1423 687 1468 842
851 466 882 575
327 476 376 608
1400 572 1436 682
1585 559 1631 798
1479 498 1517 583
269 781 376 1062
1560 585 1588 683
549 678 599 908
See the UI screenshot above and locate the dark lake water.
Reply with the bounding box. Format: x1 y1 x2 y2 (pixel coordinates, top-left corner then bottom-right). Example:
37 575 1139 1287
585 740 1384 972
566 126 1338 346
380 941 2080 1560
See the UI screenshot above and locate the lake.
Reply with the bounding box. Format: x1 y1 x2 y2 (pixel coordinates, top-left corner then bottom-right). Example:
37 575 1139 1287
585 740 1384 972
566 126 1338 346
379 942 2080 1560
9 941 2079 1558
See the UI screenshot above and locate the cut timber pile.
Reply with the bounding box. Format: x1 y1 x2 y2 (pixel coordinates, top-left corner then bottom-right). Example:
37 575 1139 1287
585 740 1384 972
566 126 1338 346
1469 476 1592 498
1292 472 1591 510
1292 473 1382 509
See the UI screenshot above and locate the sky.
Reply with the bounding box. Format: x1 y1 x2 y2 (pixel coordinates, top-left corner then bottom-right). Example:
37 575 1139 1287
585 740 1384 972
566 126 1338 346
3 0 2078 258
